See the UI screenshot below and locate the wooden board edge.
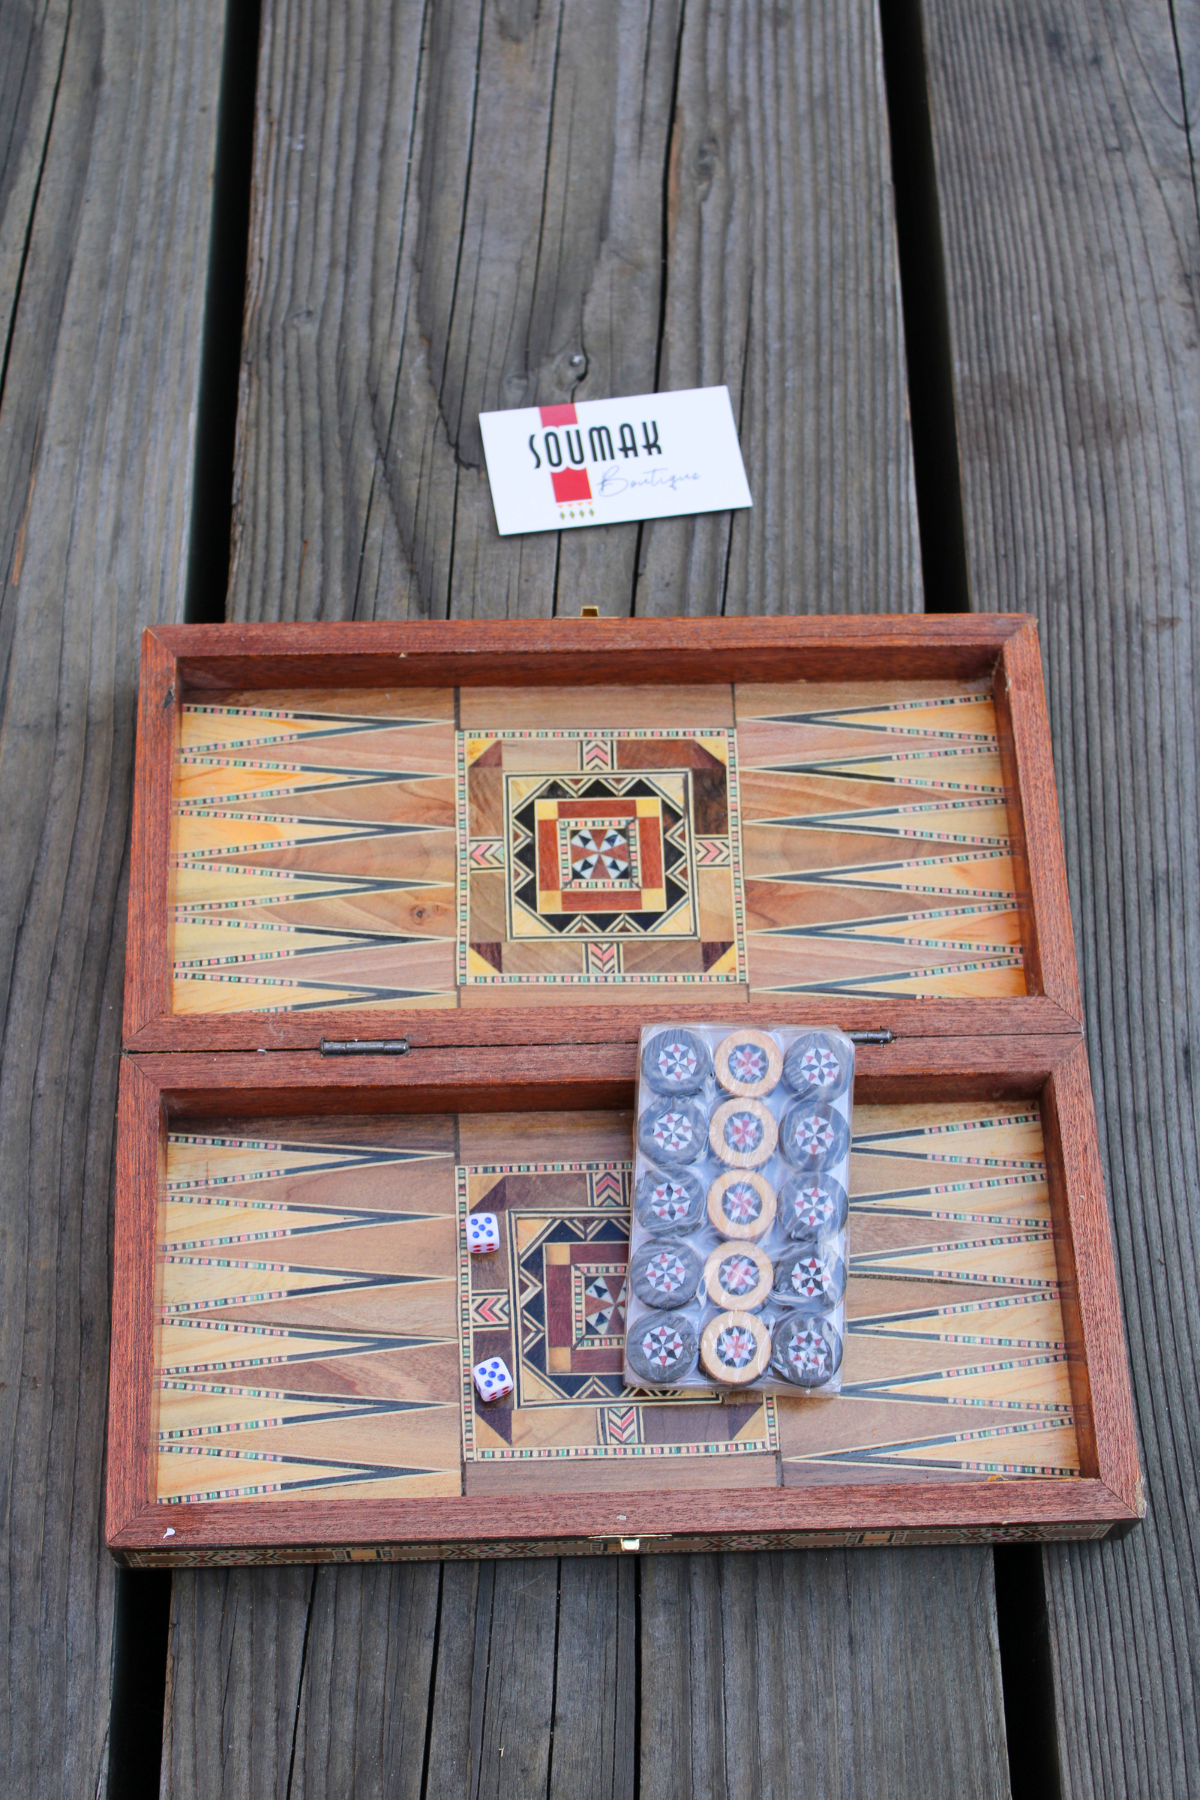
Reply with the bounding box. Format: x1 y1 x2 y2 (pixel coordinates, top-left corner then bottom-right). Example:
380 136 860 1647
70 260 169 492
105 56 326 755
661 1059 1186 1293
152 613 1034 690
126 1035 1082 1115
997 622 1084 1025
108 1521 1134 1567
105 1059 162 1545
1044 1041 1144 1518
1041 1054 1100 1481
105 1474 1136 1565
124 996 1084 1054
991 629 1042 995
122 628 179 1034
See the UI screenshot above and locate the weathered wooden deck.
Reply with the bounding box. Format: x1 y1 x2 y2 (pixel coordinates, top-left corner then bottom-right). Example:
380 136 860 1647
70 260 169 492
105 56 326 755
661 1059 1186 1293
1 1 1196 1794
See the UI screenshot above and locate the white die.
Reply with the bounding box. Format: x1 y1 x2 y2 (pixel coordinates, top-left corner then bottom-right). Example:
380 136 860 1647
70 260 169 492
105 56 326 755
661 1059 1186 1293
466 1211 500 1254
472 1356 513 1403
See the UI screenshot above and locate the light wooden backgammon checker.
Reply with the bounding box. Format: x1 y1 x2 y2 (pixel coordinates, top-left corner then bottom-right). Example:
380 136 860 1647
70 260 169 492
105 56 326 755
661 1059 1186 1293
107 617 1143 1564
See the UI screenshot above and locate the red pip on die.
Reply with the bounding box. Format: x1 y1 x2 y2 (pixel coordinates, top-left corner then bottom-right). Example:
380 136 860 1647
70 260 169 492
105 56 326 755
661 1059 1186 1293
467 1211 499 1254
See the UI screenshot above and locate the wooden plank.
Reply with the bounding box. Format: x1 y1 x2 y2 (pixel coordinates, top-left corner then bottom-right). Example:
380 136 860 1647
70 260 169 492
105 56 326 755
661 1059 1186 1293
635 2 919 618
164 1558 634 1799
640 1548 1011 1798
546 1558 637 1800
227 0 919 622
421 1558 636 1800
160 1566 319 1795
922 2 1200 1792
435 1559 560 1800
0 1 226 1793
164 1555 633 1798
291 1562 441 1798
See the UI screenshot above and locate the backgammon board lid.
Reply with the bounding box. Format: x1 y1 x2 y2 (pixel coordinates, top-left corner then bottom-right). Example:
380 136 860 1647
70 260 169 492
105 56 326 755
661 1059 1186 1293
121 615 1083 1054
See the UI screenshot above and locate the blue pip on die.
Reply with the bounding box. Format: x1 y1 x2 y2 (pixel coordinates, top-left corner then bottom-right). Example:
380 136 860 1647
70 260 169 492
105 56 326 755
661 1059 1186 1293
472 1356 513 1403
467 1211 499 1254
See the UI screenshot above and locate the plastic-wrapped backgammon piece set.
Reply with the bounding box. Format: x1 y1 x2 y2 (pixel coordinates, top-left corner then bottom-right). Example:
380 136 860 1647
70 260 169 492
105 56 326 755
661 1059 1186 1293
623 1024 853 1398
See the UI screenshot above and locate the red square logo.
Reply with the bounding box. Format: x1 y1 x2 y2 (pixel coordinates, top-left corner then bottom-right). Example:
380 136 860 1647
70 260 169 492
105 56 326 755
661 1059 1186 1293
551 468 592 504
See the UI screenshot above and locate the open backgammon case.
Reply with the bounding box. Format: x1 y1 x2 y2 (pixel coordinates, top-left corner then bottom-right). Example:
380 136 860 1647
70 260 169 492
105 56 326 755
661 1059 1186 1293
107 617 1143 1564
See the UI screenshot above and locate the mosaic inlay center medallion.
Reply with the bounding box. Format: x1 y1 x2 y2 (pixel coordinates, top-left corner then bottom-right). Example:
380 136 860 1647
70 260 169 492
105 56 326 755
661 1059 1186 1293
457 727 746 986
512 778 688 934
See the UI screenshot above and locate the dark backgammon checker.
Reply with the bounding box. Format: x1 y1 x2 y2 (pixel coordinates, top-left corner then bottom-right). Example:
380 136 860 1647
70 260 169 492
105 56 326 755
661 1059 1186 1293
624 1023 854 1397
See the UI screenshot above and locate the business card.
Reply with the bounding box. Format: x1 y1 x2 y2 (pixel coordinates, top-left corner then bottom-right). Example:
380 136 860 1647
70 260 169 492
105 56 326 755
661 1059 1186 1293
479 385 752 536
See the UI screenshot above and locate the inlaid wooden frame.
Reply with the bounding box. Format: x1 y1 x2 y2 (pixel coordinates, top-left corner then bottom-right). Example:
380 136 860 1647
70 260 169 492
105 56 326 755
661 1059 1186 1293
122 616 1082 1050
105 1036 1142 1565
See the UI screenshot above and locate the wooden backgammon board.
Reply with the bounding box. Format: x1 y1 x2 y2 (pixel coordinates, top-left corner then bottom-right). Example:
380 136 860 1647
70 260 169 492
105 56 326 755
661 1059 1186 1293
107 616 1142 1563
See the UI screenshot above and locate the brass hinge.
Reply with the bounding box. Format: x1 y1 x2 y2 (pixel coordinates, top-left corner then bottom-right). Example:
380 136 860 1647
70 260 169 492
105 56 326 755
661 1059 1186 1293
319 1038 410 1056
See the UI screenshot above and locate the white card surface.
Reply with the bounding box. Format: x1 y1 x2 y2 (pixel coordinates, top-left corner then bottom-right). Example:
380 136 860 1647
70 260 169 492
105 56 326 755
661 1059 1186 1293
479 385 752 536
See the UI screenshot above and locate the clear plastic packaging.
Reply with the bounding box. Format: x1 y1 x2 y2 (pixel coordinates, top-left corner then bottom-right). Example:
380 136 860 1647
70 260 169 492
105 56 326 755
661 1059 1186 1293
623 1023 854 1398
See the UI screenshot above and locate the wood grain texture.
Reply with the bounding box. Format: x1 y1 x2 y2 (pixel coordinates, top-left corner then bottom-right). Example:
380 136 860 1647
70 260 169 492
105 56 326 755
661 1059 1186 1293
994 622 1084 1017
123 614 1090 1045
160 1565 322 1798
129 994 1080 1052
228 0 918 621
138 1096 1080 1512
922 1 1200 1792
639 1548 1011 1799
421 1558 636 1800
0 1 225 1793
163 673 1030 1012
123 628 179 1032
116 1065 1140 1561
287 1562 442 1800
156 612 1031 681
162 1558 635 1799
107 1062 165 1541
120 1033 1082 1109
1042 1040 1143 1511
543 1557 637 1800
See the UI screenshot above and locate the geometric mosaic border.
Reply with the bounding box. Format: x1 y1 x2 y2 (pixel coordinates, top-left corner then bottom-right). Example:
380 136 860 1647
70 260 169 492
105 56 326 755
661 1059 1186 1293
454 728 747 986
455 1160 779 1462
